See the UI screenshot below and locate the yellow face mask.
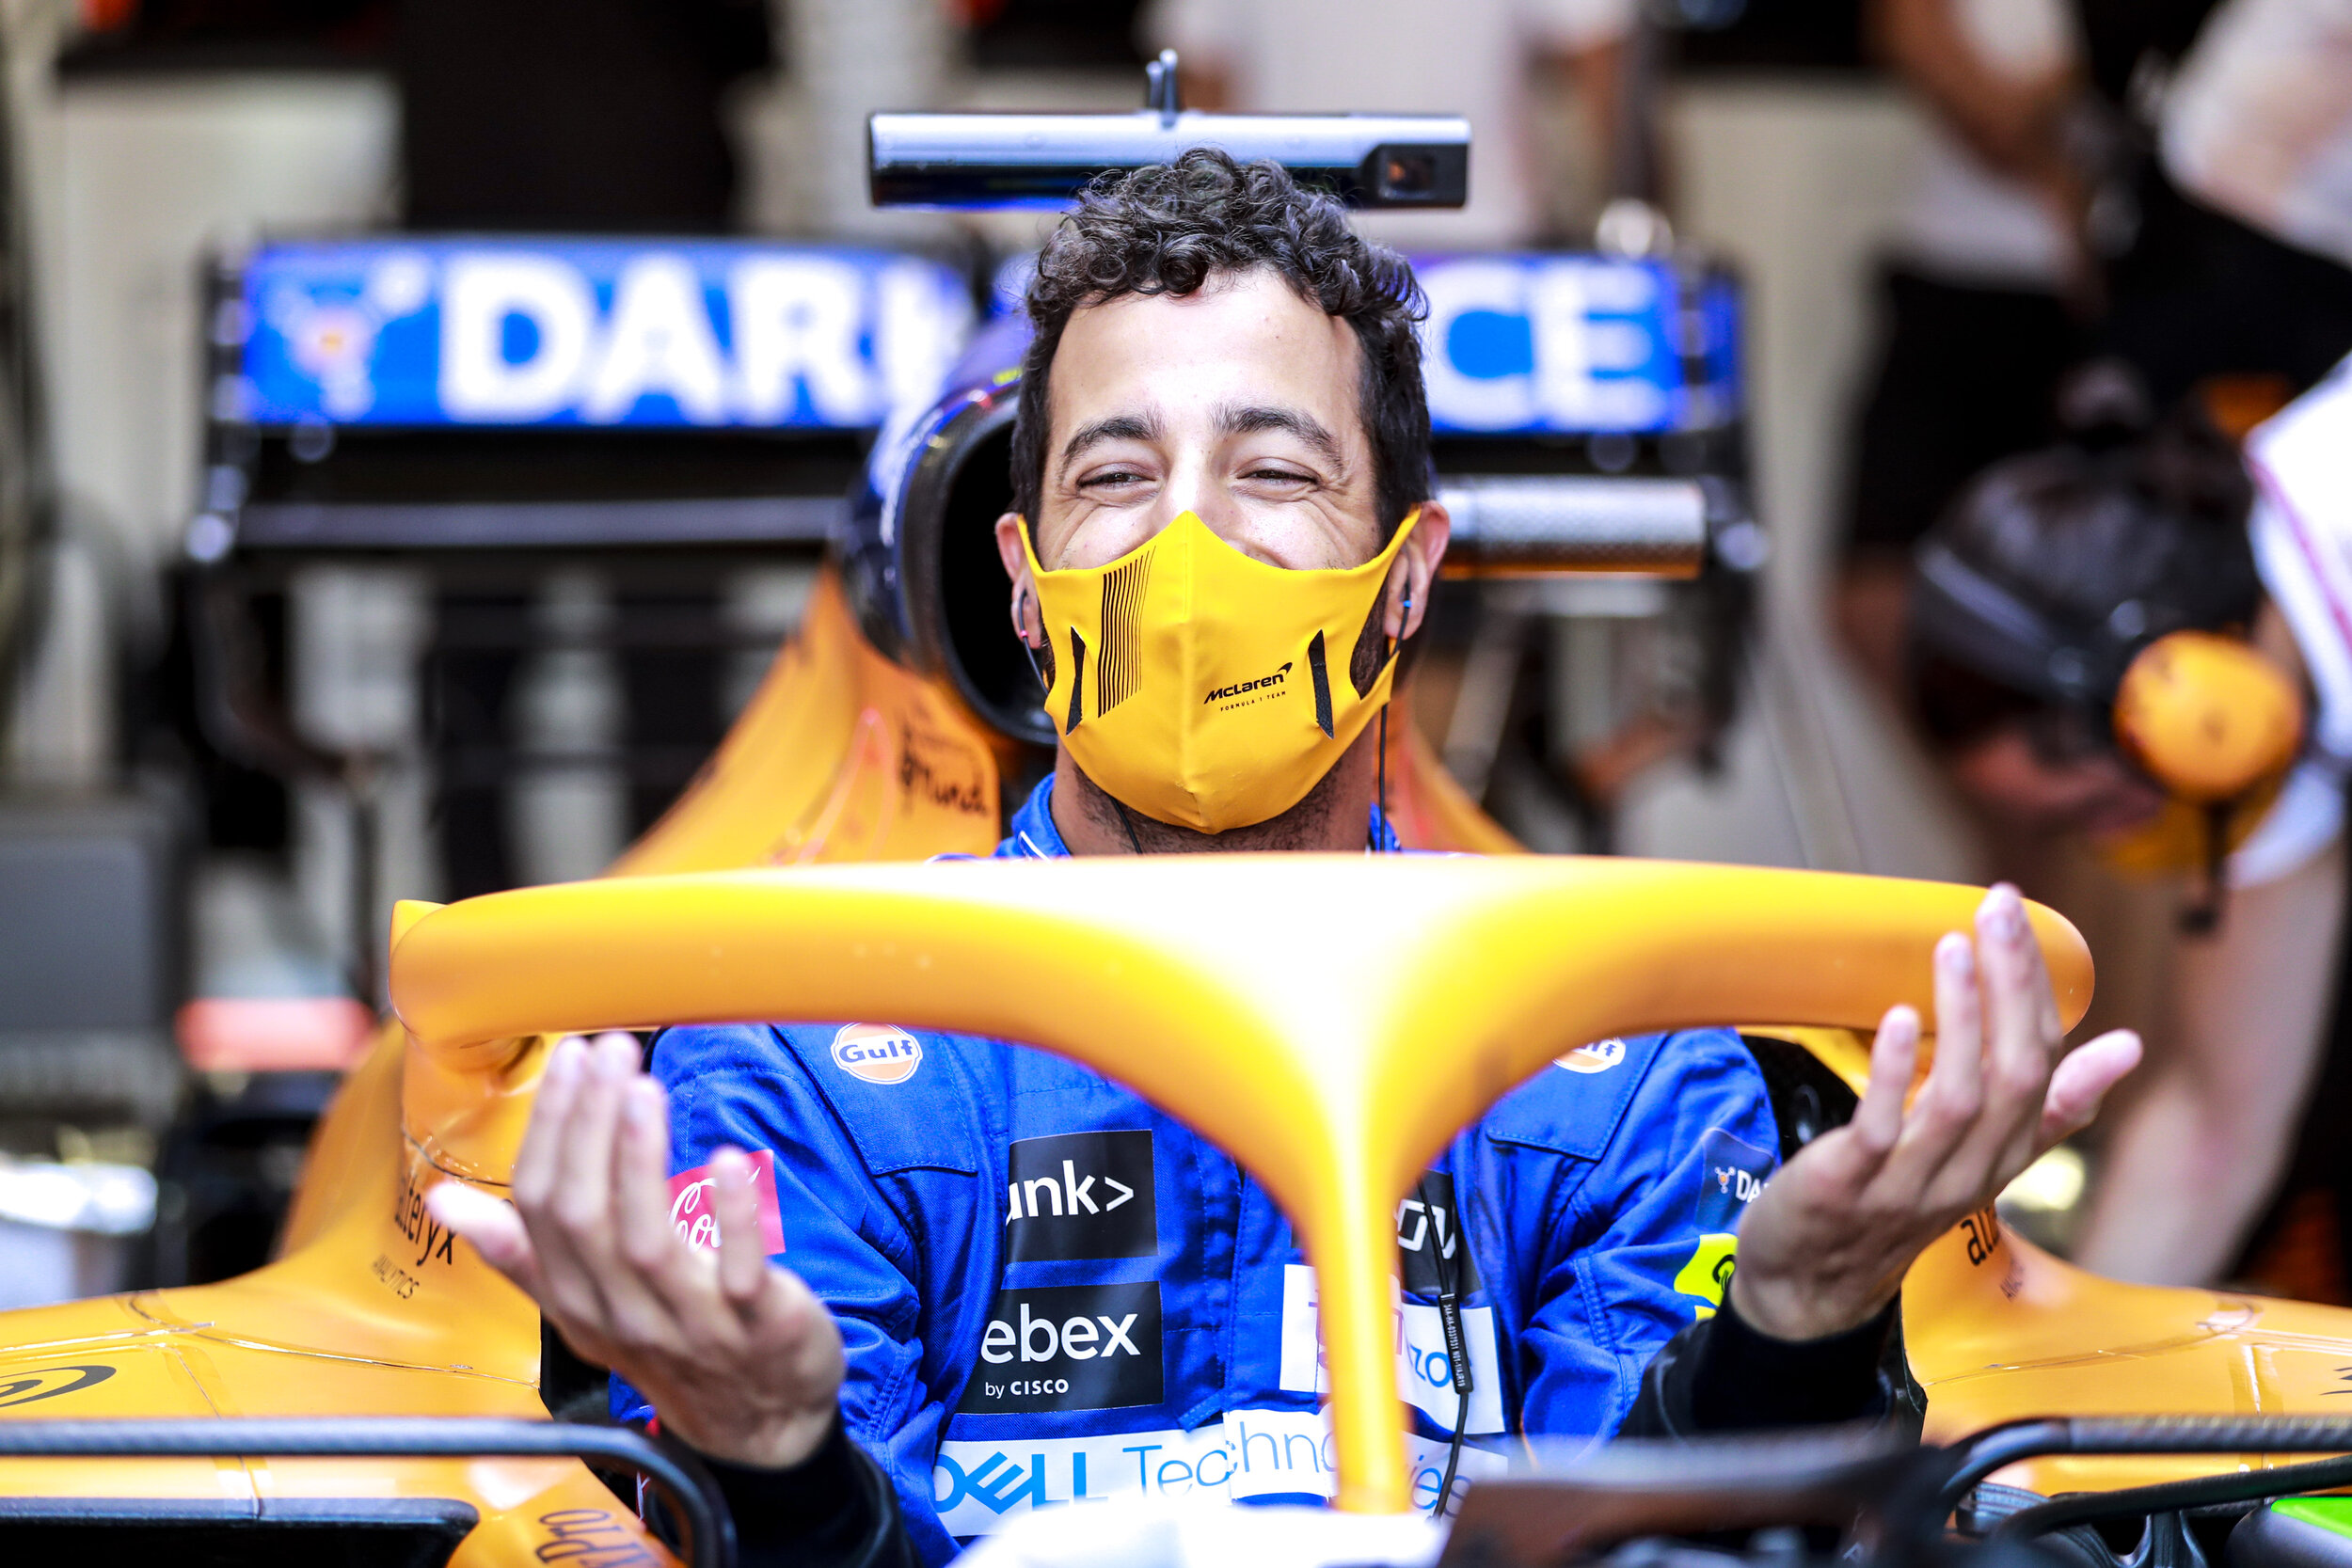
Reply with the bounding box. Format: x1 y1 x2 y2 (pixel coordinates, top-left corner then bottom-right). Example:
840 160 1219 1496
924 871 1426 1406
1018 508 1420 833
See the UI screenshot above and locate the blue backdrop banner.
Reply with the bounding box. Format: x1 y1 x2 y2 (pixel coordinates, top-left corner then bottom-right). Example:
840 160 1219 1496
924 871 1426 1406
1410 254 1739 435
234 239 977 430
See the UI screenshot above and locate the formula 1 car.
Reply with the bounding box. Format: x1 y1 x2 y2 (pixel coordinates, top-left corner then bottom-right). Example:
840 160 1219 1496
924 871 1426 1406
9 69 2352 1568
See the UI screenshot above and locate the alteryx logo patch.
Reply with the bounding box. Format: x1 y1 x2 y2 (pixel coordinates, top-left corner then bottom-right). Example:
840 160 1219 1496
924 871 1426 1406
831 1022 922 1085
1004 1131 1155 1262
961 1282 1162 1415
1697 1127 1774 1230
1395 1171 1481 1296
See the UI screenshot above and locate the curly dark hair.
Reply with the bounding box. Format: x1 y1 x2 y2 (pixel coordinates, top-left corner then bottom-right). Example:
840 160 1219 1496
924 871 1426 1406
1909 403 2262 751
1010 148 1431 537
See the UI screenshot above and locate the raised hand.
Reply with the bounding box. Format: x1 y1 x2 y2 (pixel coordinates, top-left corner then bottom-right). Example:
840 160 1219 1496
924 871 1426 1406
427 1031 844 1468
1729 884 2143 1342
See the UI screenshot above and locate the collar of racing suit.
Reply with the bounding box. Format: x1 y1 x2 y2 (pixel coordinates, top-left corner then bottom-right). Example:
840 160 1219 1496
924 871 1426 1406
998 771 1404 861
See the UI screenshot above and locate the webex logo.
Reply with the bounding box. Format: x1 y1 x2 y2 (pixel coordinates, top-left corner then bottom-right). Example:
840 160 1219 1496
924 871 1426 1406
959 1282 1162 1415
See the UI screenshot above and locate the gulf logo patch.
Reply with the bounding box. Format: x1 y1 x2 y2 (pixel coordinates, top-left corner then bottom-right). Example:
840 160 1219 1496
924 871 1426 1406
831 1022 924 1085
1556 1037 1627 1074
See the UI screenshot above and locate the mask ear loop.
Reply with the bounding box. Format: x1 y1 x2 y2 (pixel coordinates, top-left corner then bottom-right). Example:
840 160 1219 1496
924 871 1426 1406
1013 592 1050 695
1372 582 1410 854
1115 800 1149 855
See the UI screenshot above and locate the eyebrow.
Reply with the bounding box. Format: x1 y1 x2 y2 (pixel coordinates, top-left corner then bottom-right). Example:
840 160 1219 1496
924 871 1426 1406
1216 404 1347 471
1057 411 1164 475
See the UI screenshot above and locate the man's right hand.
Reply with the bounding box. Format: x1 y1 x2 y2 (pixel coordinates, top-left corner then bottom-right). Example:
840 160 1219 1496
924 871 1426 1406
428 1031 845 1469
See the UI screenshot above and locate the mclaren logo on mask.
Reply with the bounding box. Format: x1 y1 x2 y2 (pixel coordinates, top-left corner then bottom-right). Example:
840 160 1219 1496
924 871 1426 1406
1204 662 1293 707
960 1282 1162 1415
1004 1131 1156 1262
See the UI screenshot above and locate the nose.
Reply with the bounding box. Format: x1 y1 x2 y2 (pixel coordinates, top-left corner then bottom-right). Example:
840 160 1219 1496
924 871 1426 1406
1162 482 1280 566
1156 452 1232 539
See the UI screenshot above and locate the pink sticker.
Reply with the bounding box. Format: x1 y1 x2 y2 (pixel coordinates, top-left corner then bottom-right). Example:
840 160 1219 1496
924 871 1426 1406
667 1149 786 1254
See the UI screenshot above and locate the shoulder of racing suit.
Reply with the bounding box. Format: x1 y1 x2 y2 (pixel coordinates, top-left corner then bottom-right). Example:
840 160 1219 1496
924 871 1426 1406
1446 1023 1781 1441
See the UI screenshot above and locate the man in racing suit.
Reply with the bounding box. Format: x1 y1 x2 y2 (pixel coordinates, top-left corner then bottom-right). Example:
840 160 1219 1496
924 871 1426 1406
615 783 1788 1557
431 150 2141 1567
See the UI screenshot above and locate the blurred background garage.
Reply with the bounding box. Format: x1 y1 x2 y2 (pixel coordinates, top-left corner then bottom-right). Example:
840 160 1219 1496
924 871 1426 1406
2 0 2337 1305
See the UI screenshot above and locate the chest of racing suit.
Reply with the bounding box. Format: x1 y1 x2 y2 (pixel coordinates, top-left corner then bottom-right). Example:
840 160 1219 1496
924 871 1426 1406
612 777 1782 1563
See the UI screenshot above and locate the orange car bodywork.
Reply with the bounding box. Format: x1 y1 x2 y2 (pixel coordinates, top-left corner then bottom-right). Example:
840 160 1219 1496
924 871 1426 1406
0 566 1508 1557
0 565 2348 1551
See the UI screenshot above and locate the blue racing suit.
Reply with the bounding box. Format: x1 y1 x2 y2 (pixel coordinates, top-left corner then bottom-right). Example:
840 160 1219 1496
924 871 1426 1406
613 774 1782 1563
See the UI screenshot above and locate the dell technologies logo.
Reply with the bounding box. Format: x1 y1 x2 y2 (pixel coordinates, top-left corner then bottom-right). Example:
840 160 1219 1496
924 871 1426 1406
959 1282 1163 1415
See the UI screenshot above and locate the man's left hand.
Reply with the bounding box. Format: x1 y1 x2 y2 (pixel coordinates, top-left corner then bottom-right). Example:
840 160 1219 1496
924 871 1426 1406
1728 883 2142 1342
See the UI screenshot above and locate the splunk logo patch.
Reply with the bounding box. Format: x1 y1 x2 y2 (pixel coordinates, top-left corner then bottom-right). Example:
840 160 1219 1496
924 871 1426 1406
831 1022 922 1085
1004 1131 1156 1262
959 1282 1162 1415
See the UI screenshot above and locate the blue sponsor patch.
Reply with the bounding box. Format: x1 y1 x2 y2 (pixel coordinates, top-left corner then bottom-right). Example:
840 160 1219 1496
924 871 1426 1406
1696 1127 1774 1230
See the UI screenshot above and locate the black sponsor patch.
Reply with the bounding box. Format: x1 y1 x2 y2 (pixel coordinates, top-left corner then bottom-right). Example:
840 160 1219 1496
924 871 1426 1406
958 1282 1162 1415
1003 1131 1156 1262
1397 1170 1481 1296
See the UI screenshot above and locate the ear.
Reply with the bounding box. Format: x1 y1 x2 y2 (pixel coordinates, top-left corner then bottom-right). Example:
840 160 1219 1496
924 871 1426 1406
1383 499 1451 641
994 512 1042 647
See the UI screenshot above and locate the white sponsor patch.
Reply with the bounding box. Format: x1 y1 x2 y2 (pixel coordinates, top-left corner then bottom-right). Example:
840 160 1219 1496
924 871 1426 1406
1556 1038 1627 1074
931 1408 1507 1536
831 1022 923 1085
1277 1264 1505 1435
